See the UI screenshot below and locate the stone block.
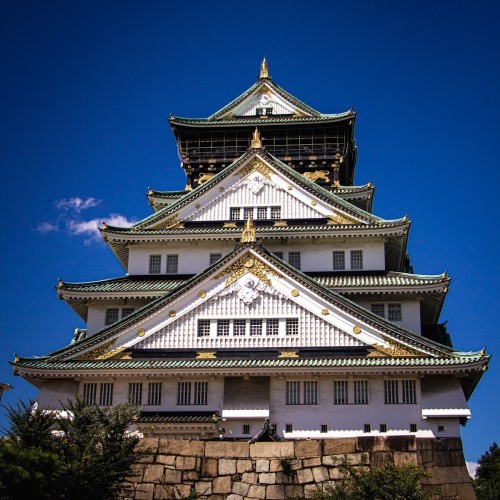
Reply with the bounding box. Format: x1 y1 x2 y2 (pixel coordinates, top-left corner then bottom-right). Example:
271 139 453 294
435 449 467 467
424 466 471 485
256 459 270 472
154 484 174 499
205 441 249 458
143 464 164 483
394 451 418 466
232 481 250 496
385 436 417 452
241 472 258 483
226 495 244 500
159 439 205 457
135 483 154 500
294 440 321 458
207 496 226 500
304 483 320 498
455 482 477 500
213 476 232 494
312 466 329 482
303 457 322 467
357 436 389 452
195 481 212 496
174 484 194 499
419 449 435 465
183 471 200 481
164 468 182 484
296 467 314 483
322 438 357 455
258 472 276 484
237 459 254 472
136 437 159 455
285 484 305 498
371 451 394 467
275 471 294 484
201 458 219 477
248 484 267 499
156 454 176 466
329 467 348 480
176 455 197 470
266 484 285 499
250 441 294 458
128 464 145 482
219 458 237 475
440 483 458 497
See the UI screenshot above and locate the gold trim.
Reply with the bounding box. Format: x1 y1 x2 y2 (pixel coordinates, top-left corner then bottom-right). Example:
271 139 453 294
241 217 256 243
196 352 217 359
151 214 184 230
368 337 422 357
169 310 176 318
273 221 288 226
291 289 299 297
198 290 206 298
259 57 269 79
326 213 356 225
213 252 276 288
250 127 262 148
77 340 115 360
223 222 238 228
236 159 271 179
353 326 362 334
137 329 145 337
311 200 317 206
278 351 299 358
322 309 329 316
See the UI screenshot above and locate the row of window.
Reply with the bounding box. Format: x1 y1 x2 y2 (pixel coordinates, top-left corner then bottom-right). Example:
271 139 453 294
197 318 299 337
83 379 417 408
105 307 135 326
284 423 420 434
149 254 179 274
230 206 281 220
371 303 402 321
286 379 417 405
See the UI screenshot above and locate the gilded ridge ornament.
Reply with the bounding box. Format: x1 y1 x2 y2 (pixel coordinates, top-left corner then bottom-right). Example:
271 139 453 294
151 213 183 230
196 352 217 359
278 351 299 358
237 159 271 180
250 128 262 149
353 326 362 334
241 217 256 243
213 252 276 288
326 213 356 225
77 340 116 360
368 337 422 357
137 329 145 337
291 289 299 297
259 57 269 79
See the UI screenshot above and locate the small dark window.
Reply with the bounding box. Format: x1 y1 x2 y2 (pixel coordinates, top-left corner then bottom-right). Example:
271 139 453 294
438 425 445 433
380 424 387 433
321 424 328 433
256 107 263 115
410 423 417 433
285 423 293 433
265 107 273 115
243 424 250 435
364 424 371 433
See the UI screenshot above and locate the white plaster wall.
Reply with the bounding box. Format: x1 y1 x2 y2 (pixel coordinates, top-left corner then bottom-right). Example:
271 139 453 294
420 376 468 409
127 238 386 276
36 379 79 408
87 299 150 335
355 298 421 334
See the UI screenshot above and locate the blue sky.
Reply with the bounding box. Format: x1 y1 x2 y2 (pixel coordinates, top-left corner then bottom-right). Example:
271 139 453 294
1 1 498 461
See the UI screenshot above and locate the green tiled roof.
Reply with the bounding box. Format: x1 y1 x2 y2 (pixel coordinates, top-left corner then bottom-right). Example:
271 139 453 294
138 411 215 424
59 276 186 294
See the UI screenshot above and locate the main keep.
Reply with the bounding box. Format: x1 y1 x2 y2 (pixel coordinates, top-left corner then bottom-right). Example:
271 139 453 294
12 60 489 441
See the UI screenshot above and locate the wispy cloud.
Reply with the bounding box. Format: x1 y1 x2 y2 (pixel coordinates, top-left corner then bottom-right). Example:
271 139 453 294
466 461 478 479
55 197 101 212
36 197 135 245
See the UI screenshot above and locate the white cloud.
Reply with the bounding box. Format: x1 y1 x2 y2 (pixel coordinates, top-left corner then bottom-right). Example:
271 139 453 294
36 221 59 233
55 197 101 213
68 213 135 245
466 461 479 479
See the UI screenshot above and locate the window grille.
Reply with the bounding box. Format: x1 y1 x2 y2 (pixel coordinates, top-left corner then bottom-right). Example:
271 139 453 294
321 424 328 433
286 381 301 405
147 382 162 406
197 320 211 337
304 381 318 405
83 383 97 405
99 383 113 406
354 380 368 404
380 424 387 433
217 319 230 336
350 250 363 270
285 423 293 433
122 307 134 319
384 380 399 404
371 304 385 318
250 319 263 336
257 207 267 219
410 423 417 433
149 255 161 274
388 304 402 321
364 424 371 433
129 382 143 405
233 319 246 336
209 253 222 265
177 382 191 405
194 382 208 405
288 251 301 270
105 308 119 326
273 251 284 260
243 207 253 220
243 424 251 435
166 254 178 274
230 208 240 220
332 251 345 270
286 318 298 335
334 380 348 405
402 380 416 404
270 206 281 219
266 318 279 336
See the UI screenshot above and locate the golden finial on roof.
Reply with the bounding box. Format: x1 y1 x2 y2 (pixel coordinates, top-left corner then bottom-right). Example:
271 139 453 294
58 278 64 287
250 127 262 148
14 353 20 363
241 216 256 243
148 186 153 195
259 57 269 79
102 221 108 229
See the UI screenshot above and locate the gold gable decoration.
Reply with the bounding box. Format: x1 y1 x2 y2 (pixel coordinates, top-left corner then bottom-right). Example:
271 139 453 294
196 352 217 359
213 253 277 288
326 213 357 225
368 337 422 357
76 340 116 360
236 159 272 180
151 214 184 230
259 57 269 79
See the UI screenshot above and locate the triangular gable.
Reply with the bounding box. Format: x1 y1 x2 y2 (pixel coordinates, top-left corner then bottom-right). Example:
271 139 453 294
53 244 453 362
130 150 381 231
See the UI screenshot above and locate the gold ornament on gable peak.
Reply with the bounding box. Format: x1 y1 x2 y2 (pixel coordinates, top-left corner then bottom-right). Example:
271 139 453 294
213 253 276 288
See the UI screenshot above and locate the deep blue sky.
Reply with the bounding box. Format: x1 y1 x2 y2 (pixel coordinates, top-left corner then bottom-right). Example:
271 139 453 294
1 1 498 461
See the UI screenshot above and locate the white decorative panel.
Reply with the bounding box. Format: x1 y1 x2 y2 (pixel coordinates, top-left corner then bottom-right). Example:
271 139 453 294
135 289 365 350
231 92 296 117
187 180 322 221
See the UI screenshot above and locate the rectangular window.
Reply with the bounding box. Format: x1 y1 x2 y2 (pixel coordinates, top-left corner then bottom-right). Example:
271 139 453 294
177 382 191 405
303 381 318 405
147 382 162 406
384 380 399 404
410 423 417 433
266 318 279 336
350 250 363 270
99 383 113 406
285 423 293 433
402 380 416 404
250 319 263 336
270 206 281 219
149 255 161 274
217 319 230 336
334 380 348 405
197 320 211 337
332 251 345 270
257 207 267 219
354 380 368 404
273 251 284 260
288 251 301 270
380 424 387 433
129 382 143 405
194 382 208 405
243 424 251 435
230 207 240 220
286 381 301 405
83 383 97 405
256 107 263 116
321 424 328 433
364 424 371 433
209 253 222 265
371 304 385 318
233 319 246 336
122 307 135 319
388 304 402 321
166 254 178 274
286 318 299 335
105 308 119 326
265 107 273 115
437 425 445 433
243 207 253 220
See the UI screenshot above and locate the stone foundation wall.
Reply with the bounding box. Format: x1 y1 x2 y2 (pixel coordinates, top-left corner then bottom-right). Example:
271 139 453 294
120 437 475 500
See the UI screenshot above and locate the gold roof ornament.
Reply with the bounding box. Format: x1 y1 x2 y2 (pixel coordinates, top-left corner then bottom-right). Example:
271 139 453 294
241 216 256 243
259 57 269 79
250 127 262 148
